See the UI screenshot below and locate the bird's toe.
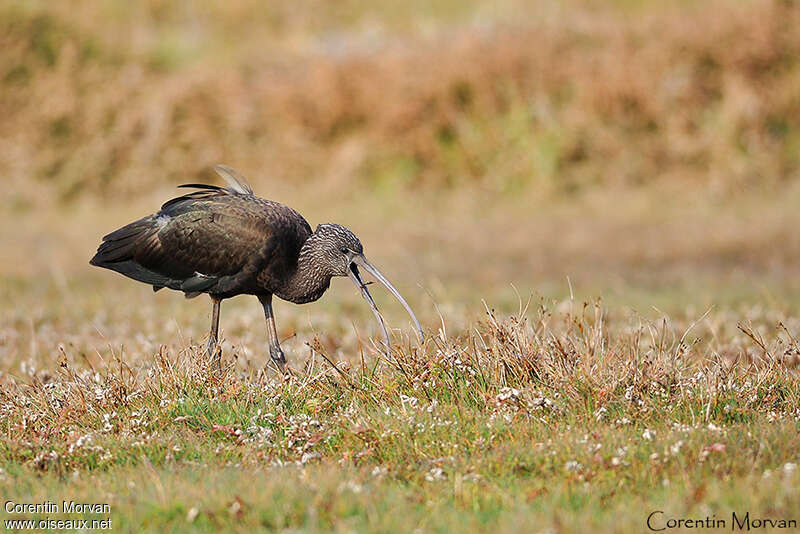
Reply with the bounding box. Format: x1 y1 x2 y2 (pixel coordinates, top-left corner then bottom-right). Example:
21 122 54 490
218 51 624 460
269 345 286 364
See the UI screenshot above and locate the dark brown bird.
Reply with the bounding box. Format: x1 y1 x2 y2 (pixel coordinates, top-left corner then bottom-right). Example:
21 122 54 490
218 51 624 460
90 165 423 372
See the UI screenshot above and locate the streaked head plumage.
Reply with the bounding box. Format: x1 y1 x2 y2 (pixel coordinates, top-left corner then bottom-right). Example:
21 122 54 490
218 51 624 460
316 224 363 254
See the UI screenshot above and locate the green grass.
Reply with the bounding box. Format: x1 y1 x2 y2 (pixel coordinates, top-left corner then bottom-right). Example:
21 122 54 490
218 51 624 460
4 458 798 533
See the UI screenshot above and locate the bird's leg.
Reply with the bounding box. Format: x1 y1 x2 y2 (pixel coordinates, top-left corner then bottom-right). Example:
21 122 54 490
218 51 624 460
208 297 222 370
258 294 287 374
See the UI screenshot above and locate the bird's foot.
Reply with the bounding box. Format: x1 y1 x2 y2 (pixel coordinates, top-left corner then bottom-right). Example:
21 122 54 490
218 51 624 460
207 337 222 371
269 345 287 375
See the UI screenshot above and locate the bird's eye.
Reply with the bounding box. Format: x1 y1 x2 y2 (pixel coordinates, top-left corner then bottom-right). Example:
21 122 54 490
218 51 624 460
340 248 348 254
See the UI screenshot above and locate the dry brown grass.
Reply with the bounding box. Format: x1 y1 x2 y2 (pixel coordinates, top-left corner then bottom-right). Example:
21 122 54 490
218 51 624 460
2 0 800 207
3 295 800 470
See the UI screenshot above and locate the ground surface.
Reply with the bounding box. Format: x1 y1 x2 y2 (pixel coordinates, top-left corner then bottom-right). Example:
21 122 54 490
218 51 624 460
2 187 800 533
2 0 800 532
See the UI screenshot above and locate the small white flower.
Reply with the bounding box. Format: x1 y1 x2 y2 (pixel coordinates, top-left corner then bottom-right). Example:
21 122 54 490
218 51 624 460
564 461 583 472
301 452 320 464
497 387 521 402
642 429 656 441
425 467 446 481
371 466 388 477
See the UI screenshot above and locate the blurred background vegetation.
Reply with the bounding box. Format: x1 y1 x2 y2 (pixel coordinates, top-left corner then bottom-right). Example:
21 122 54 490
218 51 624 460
2 0 800 340
3 0 799 202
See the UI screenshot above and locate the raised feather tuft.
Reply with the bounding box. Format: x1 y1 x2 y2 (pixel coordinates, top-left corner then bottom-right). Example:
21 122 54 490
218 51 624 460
214 165 254 195
163 165 254 210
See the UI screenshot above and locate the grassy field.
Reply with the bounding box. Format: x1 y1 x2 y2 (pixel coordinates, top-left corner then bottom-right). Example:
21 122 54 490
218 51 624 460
2 273 800 533
2 0 800 532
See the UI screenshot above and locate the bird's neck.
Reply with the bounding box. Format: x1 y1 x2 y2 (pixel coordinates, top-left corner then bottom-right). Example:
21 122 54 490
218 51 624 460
277 234 332 304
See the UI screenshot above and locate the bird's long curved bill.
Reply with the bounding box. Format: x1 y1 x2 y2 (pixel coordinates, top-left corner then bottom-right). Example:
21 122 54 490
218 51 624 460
347 255 424 350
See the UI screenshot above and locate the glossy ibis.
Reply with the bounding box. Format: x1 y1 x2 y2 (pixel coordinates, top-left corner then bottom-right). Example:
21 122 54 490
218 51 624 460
90 165 423 372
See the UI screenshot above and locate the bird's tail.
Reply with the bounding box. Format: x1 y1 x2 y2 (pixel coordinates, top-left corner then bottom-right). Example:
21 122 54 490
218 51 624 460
90 216 175 289
90 216 157 266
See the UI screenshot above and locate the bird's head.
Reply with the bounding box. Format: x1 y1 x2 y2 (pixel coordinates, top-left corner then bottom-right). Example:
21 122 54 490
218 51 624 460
314 223 365 275
313 223 424 346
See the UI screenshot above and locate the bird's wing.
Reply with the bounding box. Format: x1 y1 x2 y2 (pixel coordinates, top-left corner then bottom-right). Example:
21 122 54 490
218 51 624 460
91 197 279 296
92 166 313 296
136 200 273 284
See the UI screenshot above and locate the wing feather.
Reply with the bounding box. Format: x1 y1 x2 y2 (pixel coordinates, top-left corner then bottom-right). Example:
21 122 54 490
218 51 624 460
214 165 254 195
